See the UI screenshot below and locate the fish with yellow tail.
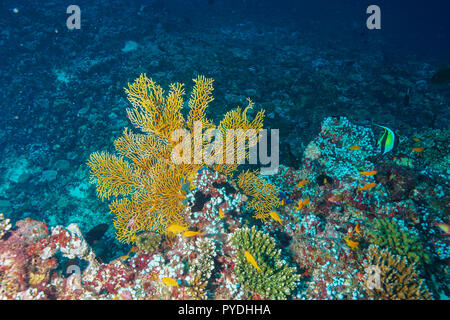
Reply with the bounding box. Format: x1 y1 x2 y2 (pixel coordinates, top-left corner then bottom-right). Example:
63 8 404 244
269 211 283 225
358 182 377 191
355 223 362 235
359 170 377 176
296 179 310 188
343 235 359 250
161 276 179 287
218 207 225 219
167 224 188 234
294 198 310 211
183 230 201 237
244 250 261 271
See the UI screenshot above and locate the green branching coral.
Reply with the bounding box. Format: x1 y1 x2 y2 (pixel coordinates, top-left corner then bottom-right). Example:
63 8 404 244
229 226 300 299
369 218 431 265
362 245 432 300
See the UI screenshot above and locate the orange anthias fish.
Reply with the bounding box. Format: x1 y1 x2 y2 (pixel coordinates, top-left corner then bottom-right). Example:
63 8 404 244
183 230 201 237
412 147 424 153
129 246 139 253
269 211 283 225
280 198 286 206
359 170 377 176
355 223 362 235
294 200 303 211
294 200 304 211
358 182 377 191
294 199 310 211
297 179 310 188
244 250 261 271
161 277 179 287
218 208 225 219
348 145 361 151
344 235 359 250
167 224 188 234
119 255 129 260
412 137 420 142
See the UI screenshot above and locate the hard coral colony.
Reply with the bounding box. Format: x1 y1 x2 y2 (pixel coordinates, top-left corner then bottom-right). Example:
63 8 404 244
0 74 448 301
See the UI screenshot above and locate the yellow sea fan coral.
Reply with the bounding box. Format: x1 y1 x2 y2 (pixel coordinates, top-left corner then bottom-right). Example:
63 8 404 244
88 74 267 243
125 74 186 142
186 75 215 132
237 170 280 220
87 152 137 201
213 98 265 175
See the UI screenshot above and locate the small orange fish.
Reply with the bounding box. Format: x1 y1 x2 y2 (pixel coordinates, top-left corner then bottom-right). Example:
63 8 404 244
119 255 129 260
269 211 283 225
167 224 188 234
129 246 138 253
412 147 424 153
348 145 361 151
297 179 310 188
294 199 310 211
358 182 377 191
359 170 377 176
280 198 286 205
183 230 201 237
355 223 361 235
218 208 225 219
161 276 179 287
244 250 261 271
294 200 304 211
344 235 359 250
412 137 420 142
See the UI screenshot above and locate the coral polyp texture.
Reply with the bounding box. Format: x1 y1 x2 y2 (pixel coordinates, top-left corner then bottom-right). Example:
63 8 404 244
361 245 432 300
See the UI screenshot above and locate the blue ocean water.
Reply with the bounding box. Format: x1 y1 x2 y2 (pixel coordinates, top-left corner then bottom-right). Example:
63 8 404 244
0 0 449 299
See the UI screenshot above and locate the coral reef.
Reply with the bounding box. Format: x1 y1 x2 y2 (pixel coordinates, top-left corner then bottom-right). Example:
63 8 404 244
135 232 163 253
361 245 432 300
186 238 216 300
229 226 300 299
1 115 447 300
411 128 450 171
237 170 280 221
0 213 11 239
369 217 431 265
